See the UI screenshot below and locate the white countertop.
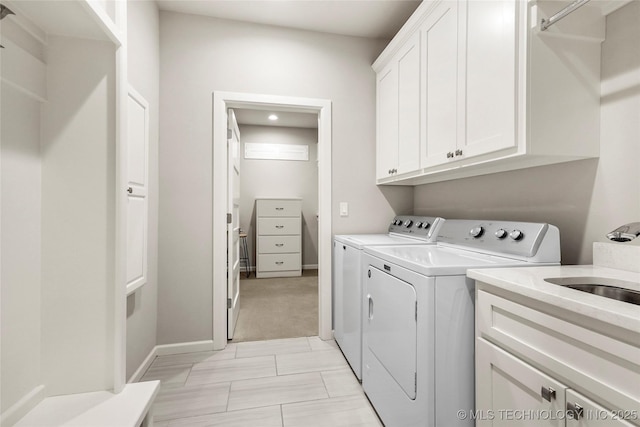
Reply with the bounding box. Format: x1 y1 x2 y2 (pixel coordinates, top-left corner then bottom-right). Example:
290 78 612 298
468 265 640 334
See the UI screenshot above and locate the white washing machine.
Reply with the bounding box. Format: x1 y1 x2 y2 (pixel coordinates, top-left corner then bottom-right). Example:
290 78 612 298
362 220 561 427
333 215 444 380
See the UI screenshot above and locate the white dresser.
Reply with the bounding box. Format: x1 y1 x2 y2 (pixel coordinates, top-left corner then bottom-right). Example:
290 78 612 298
256 198 302 278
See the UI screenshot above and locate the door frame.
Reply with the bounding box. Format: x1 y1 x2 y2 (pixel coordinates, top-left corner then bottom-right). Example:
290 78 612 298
212 91 332 350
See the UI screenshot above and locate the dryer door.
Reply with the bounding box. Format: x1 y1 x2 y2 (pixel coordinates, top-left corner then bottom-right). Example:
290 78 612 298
366 266 417 399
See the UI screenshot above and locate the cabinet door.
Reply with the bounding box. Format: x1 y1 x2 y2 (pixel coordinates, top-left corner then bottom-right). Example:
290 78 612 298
565 390 636 427
461 0 518 159
476 338 567 426
397 32 421 175
421 0 459 169
376 63 399 180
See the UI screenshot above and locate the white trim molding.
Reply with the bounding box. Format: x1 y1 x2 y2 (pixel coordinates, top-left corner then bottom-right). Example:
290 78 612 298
212 91 333 351
0 385 46 427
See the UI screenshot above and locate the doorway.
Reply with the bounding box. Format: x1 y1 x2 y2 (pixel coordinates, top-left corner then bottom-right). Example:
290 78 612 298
212 91 332 350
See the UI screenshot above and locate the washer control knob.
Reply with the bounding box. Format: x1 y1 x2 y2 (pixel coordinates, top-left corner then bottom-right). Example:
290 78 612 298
469 226 484 238
404 220 413 228
415 222 423 228
423 222 430 229
510 230 524 241
393 219 401 226
495 229 508 239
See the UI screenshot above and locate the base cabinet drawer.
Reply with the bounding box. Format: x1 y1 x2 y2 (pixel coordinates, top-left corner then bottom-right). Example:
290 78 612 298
258 217 301 236
256 199 302 217
258 253 301 272
258 236 301 254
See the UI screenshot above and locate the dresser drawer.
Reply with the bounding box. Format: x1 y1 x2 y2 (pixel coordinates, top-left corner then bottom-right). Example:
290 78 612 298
256 199 301 217
258 236 301 254
258 217 301 235
258 253 301 272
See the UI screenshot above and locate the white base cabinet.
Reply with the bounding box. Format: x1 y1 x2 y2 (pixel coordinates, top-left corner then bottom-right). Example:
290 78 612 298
374 0 610 186
475 289 639 427
256 199 302 278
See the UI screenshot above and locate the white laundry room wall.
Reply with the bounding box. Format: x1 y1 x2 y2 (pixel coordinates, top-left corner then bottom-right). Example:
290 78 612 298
125 0 160 381
239 124 319 270
158 11 413 345
414 1 640 265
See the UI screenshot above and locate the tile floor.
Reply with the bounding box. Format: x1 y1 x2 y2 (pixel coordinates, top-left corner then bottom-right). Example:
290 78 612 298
140 336 383 426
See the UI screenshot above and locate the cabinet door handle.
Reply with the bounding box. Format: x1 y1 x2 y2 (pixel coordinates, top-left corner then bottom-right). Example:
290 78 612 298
541 386 556 402
566 402 583 420
367 294 374 320
447 152 454 158
127 187 133 194
455 149 463 156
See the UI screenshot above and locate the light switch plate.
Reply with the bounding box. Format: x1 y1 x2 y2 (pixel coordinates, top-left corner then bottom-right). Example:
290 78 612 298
339 202 349 217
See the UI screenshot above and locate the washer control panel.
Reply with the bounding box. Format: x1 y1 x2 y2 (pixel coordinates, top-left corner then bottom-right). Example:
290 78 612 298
388 215 443 240
439 220 553 258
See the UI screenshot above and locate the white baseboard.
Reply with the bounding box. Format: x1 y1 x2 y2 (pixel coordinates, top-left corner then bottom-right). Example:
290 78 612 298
1 384 45 427
128 340 216 384
241 265 318 272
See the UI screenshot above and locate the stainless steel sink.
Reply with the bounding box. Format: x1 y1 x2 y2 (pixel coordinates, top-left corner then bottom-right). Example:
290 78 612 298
544 277 640 306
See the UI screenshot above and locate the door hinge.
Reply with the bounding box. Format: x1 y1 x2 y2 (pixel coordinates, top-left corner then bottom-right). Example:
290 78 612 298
227 129 232 139
227 298 232 309
227 213 232 224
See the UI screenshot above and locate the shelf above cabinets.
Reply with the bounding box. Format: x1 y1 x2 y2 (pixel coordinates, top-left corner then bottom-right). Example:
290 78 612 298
373 0 609 186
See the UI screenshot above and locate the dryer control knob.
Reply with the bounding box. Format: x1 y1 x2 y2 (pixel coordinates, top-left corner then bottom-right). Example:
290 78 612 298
469 226 484 238
510 230 524 241
404 220 414 228
495 229 508 239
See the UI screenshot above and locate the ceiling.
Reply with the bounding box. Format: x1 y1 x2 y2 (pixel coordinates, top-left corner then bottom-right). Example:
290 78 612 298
156 0 422 39
234 109 318 129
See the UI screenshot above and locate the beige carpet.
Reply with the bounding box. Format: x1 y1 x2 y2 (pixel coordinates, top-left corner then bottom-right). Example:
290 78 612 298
231 270 319 343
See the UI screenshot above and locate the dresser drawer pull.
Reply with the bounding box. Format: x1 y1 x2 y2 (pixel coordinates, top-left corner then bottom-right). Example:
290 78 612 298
275 207 284 210
275 261 284 265
275 243 284 247
275 225 284 229
541 387 555 402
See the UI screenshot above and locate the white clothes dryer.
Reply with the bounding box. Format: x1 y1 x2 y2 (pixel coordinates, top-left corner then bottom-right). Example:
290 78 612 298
362 220 561 427
333 215 444 380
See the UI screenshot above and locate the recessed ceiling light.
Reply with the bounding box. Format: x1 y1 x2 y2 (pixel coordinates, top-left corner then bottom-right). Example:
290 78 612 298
268 114 278 121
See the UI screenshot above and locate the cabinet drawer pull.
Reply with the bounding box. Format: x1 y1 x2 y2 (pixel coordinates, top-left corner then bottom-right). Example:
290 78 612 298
566 402 583 419
541 386 555 402
275 207 284 210
455 149 463 156
275 225 284 229
275 261 284 265
275 243 284 247
447 152 454 158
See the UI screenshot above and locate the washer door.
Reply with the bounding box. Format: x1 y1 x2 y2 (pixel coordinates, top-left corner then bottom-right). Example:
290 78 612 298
366 266 417 399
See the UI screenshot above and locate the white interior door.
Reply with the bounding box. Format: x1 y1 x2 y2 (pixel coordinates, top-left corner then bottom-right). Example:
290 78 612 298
227 109 241 339
126 88 149 295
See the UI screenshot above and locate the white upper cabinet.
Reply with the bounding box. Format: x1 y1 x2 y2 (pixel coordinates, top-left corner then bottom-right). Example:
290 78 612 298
421 0 459 168
374 0 607 185
376 32 421 179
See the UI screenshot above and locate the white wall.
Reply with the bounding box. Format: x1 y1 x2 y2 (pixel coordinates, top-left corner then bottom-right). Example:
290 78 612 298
41 36 116 395
125 0 160 381
158 11 411 345
0 85 42 413
239 125 319 268
414 2 640 265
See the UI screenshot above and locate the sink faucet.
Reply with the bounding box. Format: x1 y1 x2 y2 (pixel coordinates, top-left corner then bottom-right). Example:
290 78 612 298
606 222 640 242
